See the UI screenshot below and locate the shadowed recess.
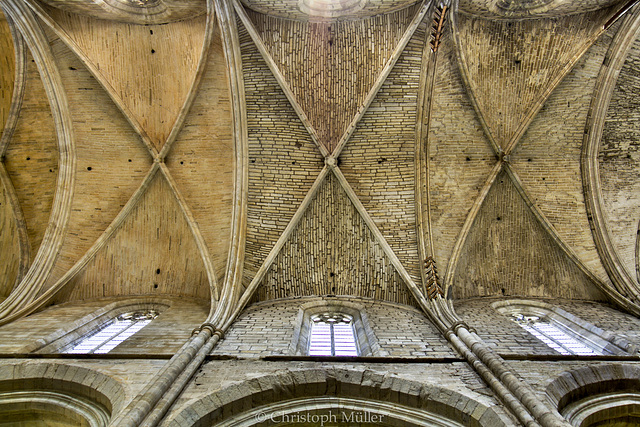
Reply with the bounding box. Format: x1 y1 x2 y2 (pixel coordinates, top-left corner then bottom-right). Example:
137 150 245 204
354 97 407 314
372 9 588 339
457 8 614 149
0 9 15 137
254 173 418 307
600 33 640 281
339 18 426 285
511 30 614 284
166 24 234 286
58 173 210 303
45 6 206 152
247 5 418 152
3 50 57 260
425 29 495 275
39 29 153 293
453 171 607 300
239 17 325 293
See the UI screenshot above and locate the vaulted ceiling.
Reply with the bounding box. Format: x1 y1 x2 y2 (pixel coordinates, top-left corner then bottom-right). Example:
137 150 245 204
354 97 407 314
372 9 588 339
0 0 639 324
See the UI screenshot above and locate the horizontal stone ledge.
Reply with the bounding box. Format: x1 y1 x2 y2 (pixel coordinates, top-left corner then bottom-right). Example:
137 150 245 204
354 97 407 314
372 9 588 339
259 355 466 363
498 354 640 362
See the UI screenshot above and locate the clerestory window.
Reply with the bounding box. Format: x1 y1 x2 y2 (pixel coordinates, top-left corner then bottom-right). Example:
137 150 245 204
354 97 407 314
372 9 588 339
308 313 358 356
510 313 598 356
65 310 158 354
493 300 633 356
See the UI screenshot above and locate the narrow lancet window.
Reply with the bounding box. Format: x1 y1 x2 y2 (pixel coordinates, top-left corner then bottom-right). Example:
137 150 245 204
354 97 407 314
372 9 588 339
309 313 358 356
511 314 599 356
66 310 158 354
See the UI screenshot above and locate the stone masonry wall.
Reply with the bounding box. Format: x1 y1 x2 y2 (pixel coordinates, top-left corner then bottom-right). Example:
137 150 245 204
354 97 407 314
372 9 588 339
213 297 456 358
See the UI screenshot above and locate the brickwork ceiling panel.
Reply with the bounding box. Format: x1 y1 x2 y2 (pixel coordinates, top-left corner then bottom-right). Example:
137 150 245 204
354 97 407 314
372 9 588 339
511 31 614 284
3 51 57 260
239 19 325 285
339 20 426 285
254 173 418 306
46 6 207 152
166 27 235 286
59 173 210 302
40 32 154 292
0 9 14 137
427 29 496 277
453 171 607 300
2 0 637 314
0 178 20 299
247 5 417 152
600 34 640 282
457 9 611 149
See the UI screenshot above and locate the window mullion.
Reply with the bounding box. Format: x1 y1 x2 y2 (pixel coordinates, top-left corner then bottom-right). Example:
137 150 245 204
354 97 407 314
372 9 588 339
330 322 335 357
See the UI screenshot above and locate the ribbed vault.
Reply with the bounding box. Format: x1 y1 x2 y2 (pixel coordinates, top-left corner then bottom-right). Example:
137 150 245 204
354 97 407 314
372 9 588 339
452 170 606 300
248 5 418 151
458 0 623 19
234 0 429 310
3 50 57 261
0 0 639 324
510 28 614 285
58 172 210 301
165 23 235 286
254 173 417 306
0 9 13 134
600 33 640 284
44 6 207 153
41 29 153 293
444 0 637 307
455 6 616 150
239 14 326 294
0 179 20 299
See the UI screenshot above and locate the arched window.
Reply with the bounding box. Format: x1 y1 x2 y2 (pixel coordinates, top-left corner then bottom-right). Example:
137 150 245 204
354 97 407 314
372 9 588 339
308 313 358 356
65 310 158 354
290 299 377 357
493 300 633 356
511 313 598 355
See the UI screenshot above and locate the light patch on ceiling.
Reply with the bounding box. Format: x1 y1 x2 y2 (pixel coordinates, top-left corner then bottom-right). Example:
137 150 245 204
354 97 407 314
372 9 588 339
298 0 367 18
